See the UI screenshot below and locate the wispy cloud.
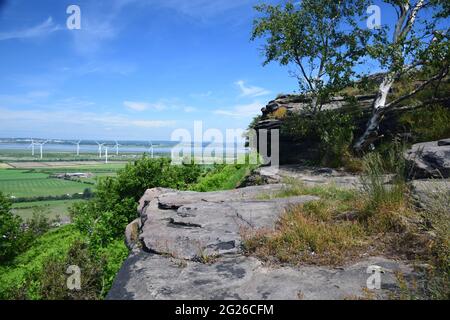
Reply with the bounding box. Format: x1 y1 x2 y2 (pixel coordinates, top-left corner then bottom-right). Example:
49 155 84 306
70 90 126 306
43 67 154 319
235 80 271 98
0 91 52 105
0 17 60 41
190 91 213 99
124 99 200 113
213 101 263 118
124 100 167 112
155 0 254 19
183 106 198 113
0 107 177 130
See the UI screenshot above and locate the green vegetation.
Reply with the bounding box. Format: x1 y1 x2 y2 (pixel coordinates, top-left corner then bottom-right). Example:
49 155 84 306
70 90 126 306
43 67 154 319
244 152 449 299
252 0 369 113
0 222 128 300
12 199 84 220
0 156 258 300
0 192 23 263
400 104 450 143
191 163 257 192
253 0 449 153
0 169 91 198
281 109 359 169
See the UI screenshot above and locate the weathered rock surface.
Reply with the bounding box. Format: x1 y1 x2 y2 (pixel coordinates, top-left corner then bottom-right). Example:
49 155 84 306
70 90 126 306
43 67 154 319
241 165 365 189
409 179 450 210
107 253 414 300
253 94 380 164
137 184 317 260
405 139 450 179
260 94 376 117
109 184 417 300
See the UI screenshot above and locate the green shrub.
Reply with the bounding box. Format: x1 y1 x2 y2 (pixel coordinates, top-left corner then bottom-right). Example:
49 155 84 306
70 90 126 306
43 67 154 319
0 192 23 264
191 163 256 192
25 209 52 238
400 104 450 142
0 225 128 300
0 225 82 299
281 110 355 167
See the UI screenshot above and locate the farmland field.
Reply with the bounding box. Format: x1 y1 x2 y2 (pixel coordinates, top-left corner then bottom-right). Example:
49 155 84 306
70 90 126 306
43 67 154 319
12 199 85 221
0 169 92 198
0 158 128 221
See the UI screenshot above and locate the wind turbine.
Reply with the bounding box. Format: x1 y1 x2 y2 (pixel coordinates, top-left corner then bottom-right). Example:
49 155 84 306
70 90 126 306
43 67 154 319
36 140 49 159
28 138 36 156
96 142 105 158
72 140 82 156
114 141 121 156
148 141 154 159
104 146 109 164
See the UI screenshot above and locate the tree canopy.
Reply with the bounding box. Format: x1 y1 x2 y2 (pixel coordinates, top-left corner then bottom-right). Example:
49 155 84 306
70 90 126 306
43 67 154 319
252 0 449 151
252 0 371 112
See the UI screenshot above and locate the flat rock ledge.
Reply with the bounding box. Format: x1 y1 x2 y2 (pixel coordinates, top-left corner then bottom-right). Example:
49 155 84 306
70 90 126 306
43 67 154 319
108 184 415 300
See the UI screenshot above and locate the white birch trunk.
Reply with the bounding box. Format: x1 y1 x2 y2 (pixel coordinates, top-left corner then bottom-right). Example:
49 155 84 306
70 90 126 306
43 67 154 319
353 75 395 151
353 1 423 152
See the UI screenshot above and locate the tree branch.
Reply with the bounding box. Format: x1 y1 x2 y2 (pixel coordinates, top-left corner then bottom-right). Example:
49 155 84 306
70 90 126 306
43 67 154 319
401 0 426 39
294 54 315 92
385 68 449 109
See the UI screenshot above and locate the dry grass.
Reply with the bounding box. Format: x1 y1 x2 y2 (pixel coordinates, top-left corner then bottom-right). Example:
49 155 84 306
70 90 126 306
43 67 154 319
244 170 449 299
243 199 367 266
245 175 428 266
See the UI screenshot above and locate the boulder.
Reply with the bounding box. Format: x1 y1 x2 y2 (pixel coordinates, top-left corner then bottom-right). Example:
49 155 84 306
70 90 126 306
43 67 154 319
405 139 450 179
125 219 141 250
409 179 450 210
438 138 450 147
138 185 317 260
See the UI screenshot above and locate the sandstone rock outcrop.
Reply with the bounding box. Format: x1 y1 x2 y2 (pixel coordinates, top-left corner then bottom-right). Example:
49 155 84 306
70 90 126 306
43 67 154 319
253 94 379 164
109 184 416 300
405 139 450 179
260 94 376 117
240 165 364 189
130 184 318 260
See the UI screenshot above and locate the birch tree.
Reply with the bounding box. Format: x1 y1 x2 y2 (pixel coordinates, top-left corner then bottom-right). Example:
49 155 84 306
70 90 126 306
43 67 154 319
354 0 450 151
252 0 370 113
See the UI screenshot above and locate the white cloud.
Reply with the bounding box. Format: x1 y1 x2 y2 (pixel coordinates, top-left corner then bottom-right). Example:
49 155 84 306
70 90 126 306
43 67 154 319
131 120 176 128
124 101 166 112
183 106 198 113
0 107 176 130
124 99 199 113
190 91 213 99
235 80 271 98
0 17 61 41
0 91 52 105
214 101 263 118
154 0 254 19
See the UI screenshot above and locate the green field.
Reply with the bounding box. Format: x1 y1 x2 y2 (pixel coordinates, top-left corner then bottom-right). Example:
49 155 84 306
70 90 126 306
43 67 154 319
12 199 84 220
0 169 92 198
0 162 127 220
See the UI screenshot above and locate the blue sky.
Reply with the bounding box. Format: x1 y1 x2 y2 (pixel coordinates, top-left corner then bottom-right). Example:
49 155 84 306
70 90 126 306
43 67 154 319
0 0 294 140
0 1 446 140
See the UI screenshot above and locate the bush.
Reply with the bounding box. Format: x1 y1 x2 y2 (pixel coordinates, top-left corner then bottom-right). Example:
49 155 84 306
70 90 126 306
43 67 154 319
191 163 256 192
0 225 82 299
400 104 450 142
0 192 23 264
0 225 128 300
281 109 355 167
